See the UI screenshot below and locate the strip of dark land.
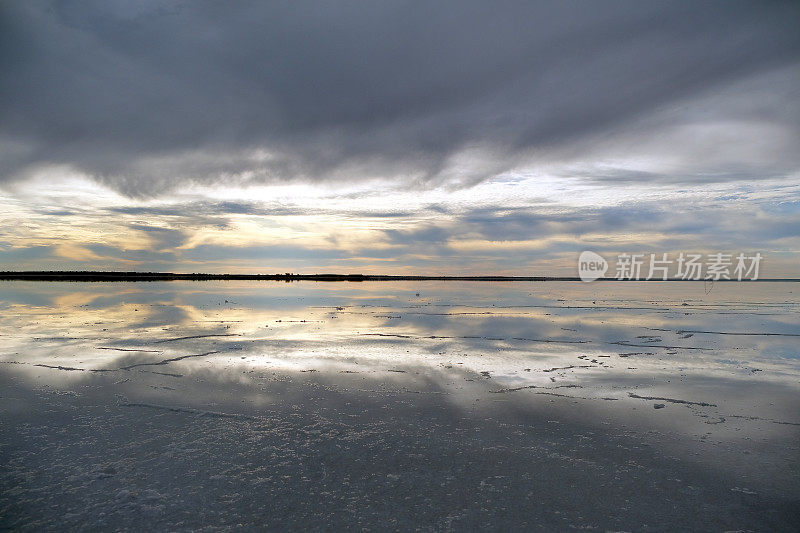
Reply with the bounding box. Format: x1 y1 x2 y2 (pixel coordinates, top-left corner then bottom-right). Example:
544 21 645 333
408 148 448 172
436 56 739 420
0 272 798 282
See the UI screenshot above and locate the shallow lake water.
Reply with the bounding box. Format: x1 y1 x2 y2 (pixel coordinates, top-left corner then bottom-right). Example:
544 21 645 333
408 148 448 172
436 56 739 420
1 280 798 530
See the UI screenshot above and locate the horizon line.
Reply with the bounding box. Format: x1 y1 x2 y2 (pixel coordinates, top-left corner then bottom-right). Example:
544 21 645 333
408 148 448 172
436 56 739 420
0 271 797 282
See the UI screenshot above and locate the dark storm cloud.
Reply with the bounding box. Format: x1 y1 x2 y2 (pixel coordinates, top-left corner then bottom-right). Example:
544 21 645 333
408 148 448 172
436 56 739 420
107 202 301 217
85 243 177 264
33 209 74 217
0 244 54 261
379 202 800 250
107 201 416 219
385 225 451 246
567 166 792 185
1 0 799 196
182 244 350 263
127 224 189 250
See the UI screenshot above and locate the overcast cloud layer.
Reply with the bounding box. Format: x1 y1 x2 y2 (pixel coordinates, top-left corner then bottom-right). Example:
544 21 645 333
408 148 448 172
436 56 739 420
1 1 799 276
2 0 799 196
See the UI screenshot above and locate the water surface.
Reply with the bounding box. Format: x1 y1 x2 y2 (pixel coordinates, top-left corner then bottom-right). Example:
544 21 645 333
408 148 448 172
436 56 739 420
1 281 798 530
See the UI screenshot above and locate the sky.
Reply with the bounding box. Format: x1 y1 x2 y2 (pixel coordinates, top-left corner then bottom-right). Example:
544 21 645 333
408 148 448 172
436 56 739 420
1 0 799 276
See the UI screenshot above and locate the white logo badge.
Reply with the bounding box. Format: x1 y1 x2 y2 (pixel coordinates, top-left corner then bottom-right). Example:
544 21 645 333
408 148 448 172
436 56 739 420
578 251 608 282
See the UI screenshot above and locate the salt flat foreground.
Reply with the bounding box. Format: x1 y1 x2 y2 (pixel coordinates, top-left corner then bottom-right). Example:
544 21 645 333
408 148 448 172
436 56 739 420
1 281 798 531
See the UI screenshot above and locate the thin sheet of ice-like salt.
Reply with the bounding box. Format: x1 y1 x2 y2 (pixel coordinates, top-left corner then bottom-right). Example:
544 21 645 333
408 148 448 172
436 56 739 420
1 280 798 531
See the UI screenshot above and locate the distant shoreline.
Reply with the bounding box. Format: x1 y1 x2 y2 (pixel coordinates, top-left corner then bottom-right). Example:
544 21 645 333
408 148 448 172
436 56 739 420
0 272 797 282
